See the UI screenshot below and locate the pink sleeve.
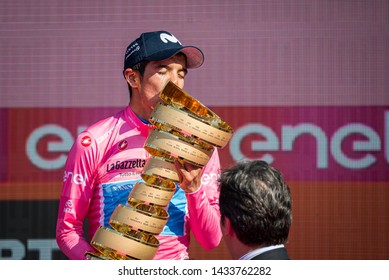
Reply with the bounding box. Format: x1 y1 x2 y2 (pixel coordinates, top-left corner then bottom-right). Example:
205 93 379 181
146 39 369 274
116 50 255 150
56 131 98 260
186 148 222 250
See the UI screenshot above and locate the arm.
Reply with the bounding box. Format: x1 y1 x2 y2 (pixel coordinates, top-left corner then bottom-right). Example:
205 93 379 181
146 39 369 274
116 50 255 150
175 149 222 250
56 131 98 260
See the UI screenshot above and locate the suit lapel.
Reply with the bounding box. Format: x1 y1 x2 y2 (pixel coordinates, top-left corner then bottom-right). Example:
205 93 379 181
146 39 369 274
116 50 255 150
250 247 290 260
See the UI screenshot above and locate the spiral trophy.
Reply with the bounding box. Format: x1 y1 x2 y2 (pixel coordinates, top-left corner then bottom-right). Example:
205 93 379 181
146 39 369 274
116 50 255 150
85 81 233 260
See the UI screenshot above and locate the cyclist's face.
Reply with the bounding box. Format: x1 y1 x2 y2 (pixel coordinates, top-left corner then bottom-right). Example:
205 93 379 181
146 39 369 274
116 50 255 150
139 53 188 114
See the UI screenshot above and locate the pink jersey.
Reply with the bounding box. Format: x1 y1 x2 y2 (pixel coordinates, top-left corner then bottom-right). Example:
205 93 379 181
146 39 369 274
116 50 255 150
56 105 222 260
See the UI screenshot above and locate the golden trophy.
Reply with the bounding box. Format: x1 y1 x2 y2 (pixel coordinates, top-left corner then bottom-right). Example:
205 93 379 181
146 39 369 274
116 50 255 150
85 81 233 260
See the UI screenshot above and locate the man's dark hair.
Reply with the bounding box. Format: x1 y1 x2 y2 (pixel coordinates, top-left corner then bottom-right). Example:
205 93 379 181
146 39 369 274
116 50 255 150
218 160 292 247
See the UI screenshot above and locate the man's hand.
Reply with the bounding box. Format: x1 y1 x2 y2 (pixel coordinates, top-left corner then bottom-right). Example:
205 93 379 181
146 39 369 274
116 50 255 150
174 160 203 193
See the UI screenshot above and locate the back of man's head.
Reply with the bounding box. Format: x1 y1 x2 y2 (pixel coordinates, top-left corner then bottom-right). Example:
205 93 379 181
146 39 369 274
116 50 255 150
219 160 292 247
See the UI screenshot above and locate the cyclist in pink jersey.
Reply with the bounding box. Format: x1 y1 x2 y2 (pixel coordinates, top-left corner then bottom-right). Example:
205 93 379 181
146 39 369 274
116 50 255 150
56 30 222 260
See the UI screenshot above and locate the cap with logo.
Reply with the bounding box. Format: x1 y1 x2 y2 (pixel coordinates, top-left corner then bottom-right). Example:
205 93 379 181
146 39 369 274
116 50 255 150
124 31 204 70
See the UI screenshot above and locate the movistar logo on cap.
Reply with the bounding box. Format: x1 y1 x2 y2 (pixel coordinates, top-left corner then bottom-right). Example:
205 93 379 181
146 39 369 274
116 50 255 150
160 33 182 45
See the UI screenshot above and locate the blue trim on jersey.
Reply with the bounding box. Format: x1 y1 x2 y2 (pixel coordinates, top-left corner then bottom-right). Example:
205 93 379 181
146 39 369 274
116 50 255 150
101 180 139 226
161 186 187 236
138 116 150 124
102 180 187 237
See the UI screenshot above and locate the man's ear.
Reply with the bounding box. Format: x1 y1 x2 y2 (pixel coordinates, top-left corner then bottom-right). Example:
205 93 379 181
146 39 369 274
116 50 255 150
124 68 138 88
223 216 235 237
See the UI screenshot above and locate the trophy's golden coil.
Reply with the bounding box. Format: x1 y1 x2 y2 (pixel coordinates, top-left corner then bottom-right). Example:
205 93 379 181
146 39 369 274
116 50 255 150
151 102 232 148
85 251 115 260
128 181 175 207
141 173 177 189
109 203 168 235
159 81 233 136
143 156 179 182
151 120 214 151
144 129 214 167
91 226 159 260
87 80 233 260
142 146 177 164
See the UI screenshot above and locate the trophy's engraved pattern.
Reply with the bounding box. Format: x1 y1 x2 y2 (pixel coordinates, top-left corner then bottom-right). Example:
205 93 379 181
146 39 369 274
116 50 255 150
145 129 214 167
86 81 233 260
110 203 169 235
129 182 176 207
90 226 159 260
142 156 179 182
151 103 232 147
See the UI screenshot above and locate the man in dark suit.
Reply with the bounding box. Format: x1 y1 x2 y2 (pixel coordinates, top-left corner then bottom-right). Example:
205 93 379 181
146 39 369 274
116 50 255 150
218 160 292 260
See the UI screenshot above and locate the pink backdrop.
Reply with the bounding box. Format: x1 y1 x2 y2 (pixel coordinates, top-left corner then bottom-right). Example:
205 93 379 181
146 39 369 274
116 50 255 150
1 0 388 259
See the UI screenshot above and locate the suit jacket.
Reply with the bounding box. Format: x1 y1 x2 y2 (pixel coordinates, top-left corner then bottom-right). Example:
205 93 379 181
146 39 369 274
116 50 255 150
250 247 291 260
